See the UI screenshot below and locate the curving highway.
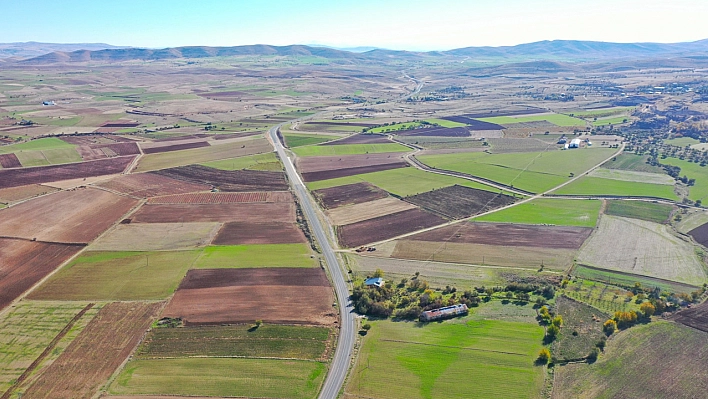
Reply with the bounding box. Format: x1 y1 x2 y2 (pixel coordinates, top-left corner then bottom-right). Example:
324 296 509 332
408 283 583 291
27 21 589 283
268 124 355 399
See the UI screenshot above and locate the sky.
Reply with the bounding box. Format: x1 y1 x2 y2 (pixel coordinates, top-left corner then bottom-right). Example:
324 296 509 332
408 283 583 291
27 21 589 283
2 0 708 51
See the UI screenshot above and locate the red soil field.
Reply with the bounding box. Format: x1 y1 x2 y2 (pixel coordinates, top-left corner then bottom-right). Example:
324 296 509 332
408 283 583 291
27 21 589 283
154 165 288 192
313 182 389 209
298 152 406 173
322 134 389 145
688 222 708 248
0 238 82 311
163 268 336 326
147 191 292 204
0 156 135 189
77 142 140 161
212 222 307 245
96 173 211 198
673 302 708 333
131 202 295 224
0 153 21 168
404 185 516 219
0 187 139 243
22 302 162 399
409 222 593 249
302 163 408 182
141 141 211 154
397 127 472 137
337 208 447 247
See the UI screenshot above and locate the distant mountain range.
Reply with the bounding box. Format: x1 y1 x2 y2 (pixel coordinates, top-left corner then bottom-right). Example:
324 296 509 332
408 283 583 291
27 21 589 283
5 39 708 65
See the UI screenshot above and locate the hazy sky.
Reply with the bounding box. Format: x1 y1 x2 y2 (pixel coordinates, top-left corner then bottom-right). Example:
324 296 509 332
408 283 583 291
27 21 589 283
3 0 708 50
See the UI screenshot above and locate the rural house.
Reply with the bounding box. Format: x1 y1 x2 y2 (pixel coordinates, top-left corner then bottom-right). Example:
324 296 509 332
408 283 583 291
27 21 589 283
419 304 469 322
364 277 384 288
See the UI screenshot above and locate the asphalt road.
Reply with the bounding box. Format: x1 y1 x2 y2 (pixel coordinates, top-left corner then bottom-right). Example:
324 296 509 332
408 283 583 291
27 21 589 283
268 125 355 399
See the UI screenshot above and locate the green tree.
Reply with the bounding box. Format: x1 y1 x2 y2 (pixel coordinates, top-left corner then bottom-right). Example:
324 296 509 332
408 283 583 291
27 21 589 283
552 316 563 328
603 319 617 335
640 302 656 318
537 348 551 364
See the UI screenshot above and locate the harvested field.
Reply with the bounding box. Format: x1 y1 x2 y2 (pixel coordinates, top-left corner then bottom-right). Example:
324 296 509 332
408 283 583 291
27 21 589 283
688 222 708 248
90 222 222 251
0 188 139 243
404 185 516 219
91 142 140 156
154 165 288 192
297 152 407 173
673 301 708 333
409 222 593 249
201 152 282 172
397 126 472 137
589 168 675 185
337 208 447 247
163 268 336 326
577 215 706 285
390 240 576 270
131 202 294 223
302 163 408 182
40 174 121 190
313 182 389 209
29 251 200 301
553 322 708 399
212 222 306 245
0 153 21 168
147 191 292 204
487 138 554 153
134 137 272 172
327 197 417 225
141 141 210 154
96 173 210 198
0 184 58 204
0 239 82 311
22 302 162 399
0 156 135 189
322 134 389 145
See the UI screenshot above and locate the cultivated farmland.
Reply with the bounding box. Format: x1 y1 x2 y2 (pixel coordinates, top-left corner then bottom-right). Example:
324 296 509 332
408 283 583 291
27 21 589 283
673 301 708 333
0 184 58 205
552 176 679 199
192 244 316 268
153 164 289 191
147 191 292 204
89 222 222 251
577 215 706 285
130 202 295 223
292 143 409 157
212 222 307 245
337 208 447 247
588 168 675 185
0 156 135 189
404 185 516 219
326 197 417 225
313 182 389 209
604 200 673 223
475 198 601 227
96 173 211 198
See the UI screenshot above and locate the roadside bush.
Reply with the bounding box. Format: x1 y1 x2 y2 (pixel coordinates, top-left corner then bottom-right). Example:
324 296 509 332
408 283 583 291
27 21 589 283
537 348 551 365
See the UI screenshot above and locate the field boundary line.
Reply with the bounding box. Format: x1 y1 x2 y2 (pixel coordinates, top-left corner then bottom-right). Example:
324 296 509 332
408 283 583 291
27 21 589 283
1 303 95 399
379 339 527 356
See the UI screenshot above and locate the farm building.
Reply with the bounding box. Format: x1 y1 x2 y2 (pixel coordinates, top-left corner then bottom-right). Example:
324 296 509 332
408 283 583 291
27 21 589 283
419 304 469 322
568 138 582 149
364 277 384 288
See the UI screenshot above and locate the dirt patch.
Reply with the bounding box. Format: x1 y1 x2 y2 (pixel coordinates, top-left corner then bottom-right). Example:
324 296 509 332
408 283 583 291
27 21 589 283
90 222 222 251
0 154 21 168
409 222 592 249
22 302 162 399
154 165 288 192
404 185 516 219
688 222 708 247
313 182 389 209
0 238 82 311
322 134 389 145
147 191 292 204
337 208 447 248
96 173 211 198
327 197 417 225
0 156 135 189
142 141 211 154
302 163 408 182
673 302 708 333
212 222 306 245
0 184 58 204
297 152 406 173
163 268 336 326
131 202 295 224
0 187 139 243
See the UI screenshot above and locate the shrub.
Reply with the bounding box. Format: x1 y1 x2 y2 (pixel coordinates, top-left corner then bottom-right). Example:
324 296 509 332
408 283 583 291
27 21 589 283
603 319 617 335
537 348 551 364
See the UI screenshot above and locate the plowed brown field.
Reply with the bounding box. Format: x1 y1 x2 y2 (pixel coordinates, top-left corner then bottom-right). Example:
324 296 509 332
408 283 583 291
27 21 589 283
673 302 708 333
212 222 307 245
0 238 82 311
141 141 210 154
297 152 406 173
327 197 417 225
337 208 447 248
0 187 139 243
404 185 516 219
302 163 408 182
147 191 292 204
0 156 135 189
313 182 389 209
163 268 335 326
22 302 162 399
0 154 21 168
154 165 288 192
409 222 592 249
96 173 211 198
322 134 389 145
131 202 295 224
0 184 58 204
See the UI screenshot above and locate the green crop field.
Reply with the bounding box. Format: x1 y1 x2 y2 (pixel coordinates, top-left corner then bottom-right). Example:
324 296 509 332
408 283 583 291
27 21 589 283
570 264 696 294
664 137 701 146
15 150 50 167
201 152 283 171
553 322 708 399
346 319 545 399
283 133 335 147
418 148 615 193
193 243 317 268
369 122 423 133
477 113 586 127
475 198 601 227
0 137 75 154
424 118 467 128
602 153 665 173
291 143 409 157
42 147 83 164
570 107 635 118
111 358 325 399
660 157 708 202
29 251 199 301
307 167 505 197
136 324 331 360
592 116 630 126
0 300 102 393
552 176 679 200
605 200 673 224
